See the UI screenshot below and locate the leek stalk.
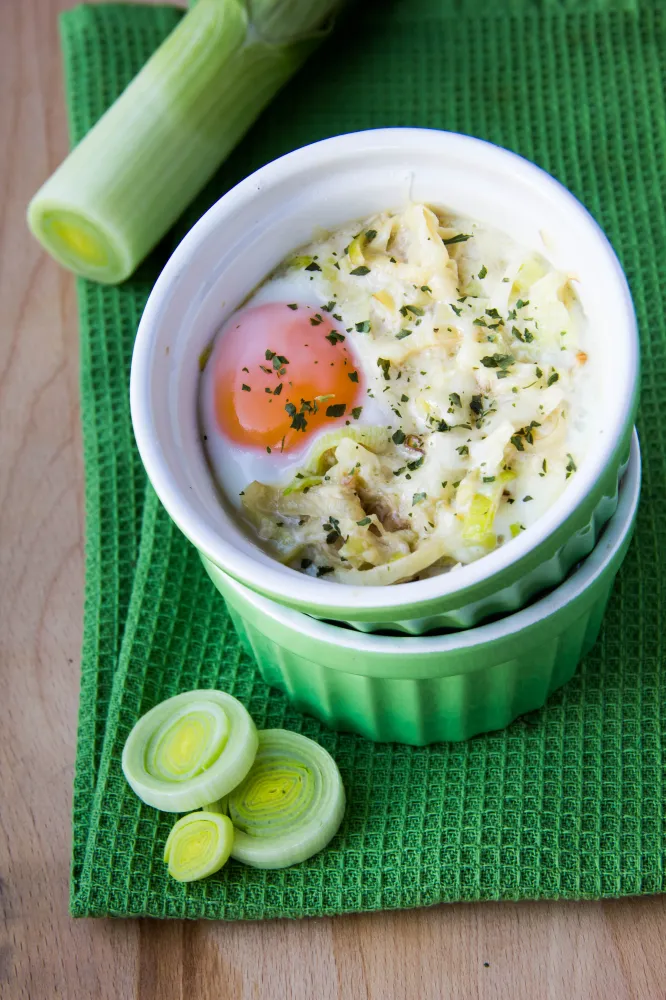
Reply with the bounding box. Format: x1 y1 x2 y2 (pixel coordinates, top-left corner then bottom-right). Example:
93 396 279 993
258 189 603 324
28 0 341 283
122 690 258 812
228 729 345 868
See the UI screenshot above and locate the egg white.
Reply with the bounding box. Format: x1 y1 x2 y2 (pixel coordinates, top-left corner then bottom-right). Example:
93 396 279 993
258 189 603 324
200 268 393 509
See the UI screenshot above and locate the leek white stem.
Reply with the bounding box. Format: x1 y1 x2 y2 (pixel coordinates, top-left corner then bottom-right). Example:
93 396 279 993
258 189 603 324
164 811 235 881
228 729 345 868
27 0 341 283
122 690 258 812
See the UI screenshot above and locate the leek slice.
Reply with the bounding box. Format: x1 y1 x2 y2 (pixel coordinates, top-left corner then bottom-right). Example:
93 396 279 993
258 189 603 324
122 690 258 812
27 0 342 283
164 810 234 881
228 730 345 868
297 426 391 476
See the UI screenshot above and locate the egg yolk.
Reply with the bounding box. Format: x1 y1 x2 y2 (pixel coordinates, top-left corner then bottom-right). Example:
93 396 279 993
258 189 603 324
212 303 364 453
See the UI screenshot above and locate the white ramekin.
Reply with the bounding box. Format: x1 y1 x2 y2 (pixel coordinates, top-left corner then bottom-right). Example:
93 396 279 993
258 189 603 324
130 129 638 625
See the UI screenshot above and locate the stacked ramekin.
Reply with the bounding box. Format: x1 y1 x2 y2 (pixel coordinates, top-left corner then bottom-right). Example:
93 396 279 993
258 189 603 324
131 130 640 745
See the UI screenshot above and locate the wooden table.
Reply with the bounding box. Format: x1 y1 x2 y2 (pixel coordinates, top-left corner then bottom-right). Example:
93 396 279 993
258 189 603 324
2 1 665 997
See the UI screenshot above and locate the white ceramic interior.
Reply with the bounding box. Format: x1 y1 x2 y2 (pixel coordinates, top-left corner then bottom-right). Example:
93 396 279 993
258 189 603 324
130 128 638 616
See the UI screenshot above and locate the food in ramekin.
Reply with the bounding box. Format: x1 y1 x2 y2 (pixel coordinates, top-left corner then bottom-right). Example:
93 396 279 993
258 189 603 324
200 203 589 585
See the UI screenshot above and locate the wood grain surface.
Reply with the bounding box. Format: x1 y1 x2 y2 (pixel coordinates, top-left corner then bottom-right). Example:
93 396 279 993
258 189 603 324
1 1 665 997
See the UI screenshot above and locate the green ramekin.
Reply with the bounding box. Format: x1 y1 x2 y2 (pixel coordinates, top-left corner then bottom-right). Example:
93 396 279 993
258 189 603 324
204 432 640 746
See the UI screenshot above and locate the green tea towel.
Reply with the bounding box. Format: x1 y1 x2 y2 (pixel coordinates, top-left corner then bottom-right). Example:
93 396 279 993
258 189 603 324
68 0 666 918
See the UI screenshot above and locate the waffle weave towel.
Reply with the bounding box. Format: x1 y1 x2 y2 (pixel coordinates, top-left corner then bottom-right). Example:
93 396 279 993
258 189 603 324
67 0 666 918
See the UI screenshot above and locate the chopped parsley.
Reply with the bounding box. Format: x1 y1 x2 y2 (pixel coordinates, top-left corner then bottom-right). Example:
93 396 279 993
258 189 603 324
470 394 484 416
566 453 577 478
355 320 371 333
310 314 324 326
456 445 469 456
483 476 496 483
357 516 372 526
523 495 533 502
442 233 472 245
321 300 335 312
348 371 359 383
377 358 391 380
450 304 462 317
480 353 514 369
396 329 412 340
478 264 488 279
400 304 424 317
305 261 321 271
365 229 377 241
316 565 334 576
547 371 560 386
323 516 342 543
515 298 529 309
412 492 427 505
325 330 345 345
511 420 541 451
420 285 432 293
350 265 370 276
326 403 346 418
392 429 406 445
449 392 462 407
407 456 424 471
512 325 534 343
241 384 251 392
351 406 363 420
285 401 308 432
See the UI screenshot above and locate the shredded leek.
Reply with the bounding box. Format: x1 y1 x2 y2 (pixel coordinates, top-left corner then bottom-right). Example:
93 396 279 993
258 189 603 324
228 730 345 868
164 810 234 881
336 536 448 585
27 0 342 283
461 493 497 549
122 690 258 812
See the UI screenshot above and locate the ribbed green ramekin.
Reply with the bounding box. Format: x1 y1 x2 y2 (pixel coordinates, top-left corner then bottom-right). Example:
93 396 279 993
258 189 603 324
205 433 640 746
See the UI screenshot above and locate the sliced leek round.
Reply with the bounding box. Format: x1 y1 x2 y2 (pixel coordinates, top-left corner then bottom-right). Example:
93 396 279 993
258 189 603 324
122 690 258 812
164 810 234 882
228 729 345 869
